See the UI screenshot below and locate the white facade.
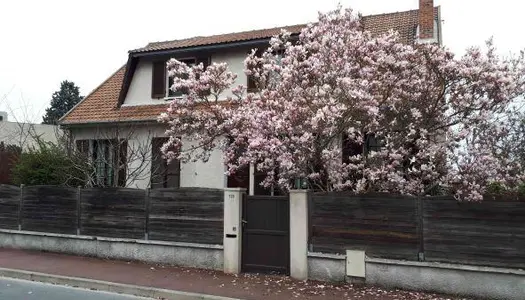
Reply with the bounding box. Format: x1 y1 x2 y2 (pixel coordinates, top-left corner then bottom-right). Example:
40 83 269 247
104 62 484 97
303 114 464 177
0 120 60 150
70 48 253 189
122 49 249 106
70 124 226 190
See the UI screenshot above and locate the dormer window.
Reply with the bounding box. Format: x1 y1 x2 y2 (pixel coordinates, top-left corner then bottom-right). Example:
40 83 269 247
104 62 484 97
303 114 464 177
168 58 195 98
151 57 209 99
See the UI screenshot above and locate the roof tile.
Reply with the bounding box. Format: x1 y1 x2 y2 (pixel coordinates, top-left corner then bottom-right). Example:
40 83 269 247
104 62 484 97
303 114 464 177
61 7 439 125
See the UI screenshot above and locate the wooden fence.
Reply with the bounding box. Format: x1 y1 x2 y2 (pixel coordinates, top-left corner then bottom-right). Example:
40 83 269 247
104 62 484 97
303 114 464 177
0 185 224 245
310 192 525 269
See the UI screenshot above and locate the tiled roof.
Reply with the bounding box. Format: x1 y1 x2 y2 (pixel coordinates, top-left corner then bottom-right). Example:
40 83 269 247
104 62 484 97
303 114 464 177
132 8 438 53
60 66 168 124
60 7 439 125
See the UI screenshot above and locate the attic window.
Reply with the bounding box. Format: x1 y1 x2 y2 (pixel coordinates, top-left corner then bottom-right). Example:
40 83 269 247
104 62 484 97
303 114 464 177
151 57 209 99
168 58 196 98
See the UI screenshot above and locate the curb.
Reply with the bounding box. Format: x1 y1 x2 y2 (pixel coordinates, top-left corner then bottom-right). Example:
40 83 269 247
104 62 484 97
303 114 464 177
0 267 240 300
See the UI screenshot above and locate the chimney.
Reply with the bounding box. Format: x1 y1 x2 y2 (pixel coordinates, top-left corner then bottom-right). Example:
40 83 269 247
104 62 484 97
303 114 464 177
419 0 434 40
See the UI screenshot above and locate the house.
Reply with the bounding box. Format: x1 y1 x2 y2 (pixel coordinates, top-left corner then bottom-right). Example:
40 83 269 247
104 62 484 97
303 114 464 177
0 111 61 184
59 0 442 192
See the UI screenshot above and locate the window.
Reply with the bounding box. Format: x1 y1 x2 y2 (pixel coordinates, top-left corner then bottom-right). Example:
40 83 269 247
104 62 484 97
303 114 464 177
75 139 90 162
75 139 127 187
247 49 263 93
247 48 284 92
92 139 127 187
342 132 382 163
151 57 209 99
151 137 180 189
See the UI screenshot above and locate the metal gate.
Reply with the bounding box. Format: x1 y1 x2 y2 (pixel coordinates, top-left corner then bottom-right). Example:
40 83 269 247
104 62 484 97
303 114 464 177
241 195 290 274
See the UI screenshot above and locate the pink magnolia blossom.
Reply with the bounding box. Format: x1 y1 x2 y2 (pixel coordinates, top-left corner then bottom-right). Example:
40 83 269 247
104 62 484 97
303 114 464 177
160 7 525 201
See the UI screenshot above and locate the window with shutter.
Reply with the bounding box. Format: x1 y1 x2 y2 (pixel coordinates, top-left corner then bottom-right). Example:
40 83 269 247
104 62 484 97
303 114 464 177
151 137 180 188
168 58 196 98
151 61 166 98
247 49 263 92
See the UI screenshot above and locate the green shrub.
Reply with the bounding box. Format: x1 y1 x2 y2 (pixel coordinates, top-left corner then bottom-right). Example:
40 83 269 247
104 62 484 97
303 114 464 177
12 141 88 186
486 181 506 194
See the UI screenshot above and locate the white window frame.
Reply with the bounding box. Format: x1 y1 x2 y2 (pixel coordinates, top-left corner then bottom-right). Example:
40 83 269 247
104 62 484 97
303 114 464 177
164 57 197 101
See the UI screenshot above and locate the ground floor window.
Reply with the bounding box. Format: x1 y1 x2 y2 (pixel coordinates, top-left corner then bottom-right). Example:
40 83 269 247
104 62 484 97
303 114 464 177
150 137 180 189
75 139 127 187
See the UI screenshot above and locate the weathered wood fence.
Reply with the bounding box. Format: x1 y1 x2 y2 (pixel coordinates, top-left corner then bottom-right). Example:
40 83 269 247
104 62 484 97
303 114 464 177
0 185 223 245
310 192 525 269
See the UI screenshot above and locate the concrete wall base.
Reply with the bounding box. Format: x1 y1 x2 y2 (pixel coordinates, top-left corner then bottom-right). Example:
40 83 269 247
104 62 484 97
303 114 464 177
0 229 223 271
308 252 525 300
367 258 525 300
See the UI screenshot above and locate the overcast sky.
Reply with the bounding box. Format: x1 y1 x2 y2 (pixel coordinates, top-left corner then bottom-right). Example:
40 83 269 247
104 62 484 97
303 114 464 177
0 0 522 123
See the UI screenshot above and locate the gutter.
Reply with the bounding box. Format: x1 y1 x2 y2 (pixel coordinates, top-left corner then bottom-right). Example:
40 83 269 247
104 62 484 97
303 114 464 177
130 37 277 57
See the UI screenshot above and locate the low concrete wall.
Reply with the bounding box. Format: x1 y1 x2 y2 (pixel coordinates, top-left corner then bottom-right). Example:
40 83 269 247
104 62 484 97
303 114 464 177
367 258 525 300
0 229 223 270
308 252 346 282
308 252 525 300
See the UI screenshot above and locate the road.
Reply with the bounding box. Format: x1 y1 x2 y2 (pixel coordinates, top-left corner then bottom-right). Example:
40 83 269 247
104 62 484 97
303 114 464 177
0 277 151 300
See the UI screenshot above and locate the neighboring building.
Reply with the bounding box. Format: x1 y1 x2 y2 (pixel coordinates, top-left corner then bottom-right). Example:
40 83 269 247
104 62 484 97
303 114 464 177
0 112 60 150
59 1 442 192
0 112 61 184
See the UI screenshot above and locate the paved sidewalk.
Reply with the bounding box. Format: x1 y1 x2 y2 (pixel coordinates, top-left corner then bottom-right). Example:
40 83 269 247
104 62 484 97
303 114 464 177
0 248 472 300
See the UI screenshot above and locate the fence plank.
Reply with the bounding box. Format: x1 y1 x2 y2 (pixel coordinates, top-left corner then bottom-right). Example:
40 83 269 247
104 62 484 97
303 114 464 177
80 188 145 239
310 192 419 260
0 185 20 230
21 186 77 234
423 196 525 268
148 188 223 244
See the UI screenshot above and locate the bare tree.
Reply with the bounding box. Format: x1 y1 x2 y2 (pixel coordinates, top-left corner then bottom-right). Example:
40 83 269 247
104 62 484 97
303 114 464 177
71 121 168 189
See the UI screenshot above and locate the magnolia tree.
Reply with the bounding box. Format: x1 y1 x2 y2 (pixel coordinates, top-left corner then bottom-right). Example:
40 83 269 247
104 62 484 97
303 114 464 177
159 7 525 201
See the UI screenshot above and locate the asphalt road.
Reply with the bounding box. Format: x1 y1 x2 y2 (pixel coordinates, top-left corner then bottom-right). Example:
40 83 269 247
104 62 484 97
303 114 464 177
0 277 151 300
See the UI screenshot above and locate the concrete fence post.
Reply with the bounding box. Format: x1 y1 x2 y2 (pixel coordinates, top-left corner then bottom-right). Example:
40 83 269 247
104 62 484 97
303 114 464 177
223 187 246 274
289 189 309 280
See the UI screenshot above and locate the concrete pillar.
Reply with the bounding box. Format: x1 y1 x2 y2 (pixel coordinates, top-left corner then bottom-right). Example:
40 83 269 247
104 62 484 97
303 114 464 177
223 188 245 274
289 189 309 280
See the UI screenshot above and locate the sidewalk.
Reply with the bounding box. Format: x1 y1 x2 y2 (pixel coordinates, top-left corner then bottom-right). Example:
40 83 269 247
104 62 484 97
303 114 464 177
0 248 471 300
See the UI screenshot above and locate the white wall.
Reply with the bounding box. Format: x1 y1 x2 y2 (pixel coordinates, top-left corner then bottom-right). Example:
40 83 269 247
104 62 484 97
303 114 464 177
124 59 164 106
69 124 226 190
179 138 226 190
122 49 249 106
211 49 248 99
0 121 60 150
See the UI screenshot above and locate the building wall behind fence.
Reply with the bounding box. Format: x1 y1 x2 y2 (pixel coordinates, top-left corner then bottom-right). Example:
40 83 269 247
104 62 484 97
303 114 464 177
0 185 224 245
69 125 226 190
310 192 525 270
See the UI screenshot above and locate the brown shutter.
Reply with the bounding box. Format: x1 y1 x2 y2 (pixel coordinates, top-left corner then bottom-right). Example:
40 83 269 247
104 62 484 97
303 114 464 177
75 139 89 155
117 140 127 187
150 137 166 189
151 61 166 98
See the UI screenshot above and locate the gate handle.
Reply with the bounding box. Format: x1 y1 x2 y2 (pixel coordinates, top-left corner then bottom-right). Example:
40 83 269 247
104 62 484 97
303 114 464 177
241 219 247 226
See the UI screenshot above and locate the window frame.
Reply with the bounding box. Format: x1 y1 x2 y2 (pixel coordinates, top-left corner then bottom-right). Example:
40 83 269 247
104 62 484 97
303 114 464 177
150 137 181 189
165 57 197 99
